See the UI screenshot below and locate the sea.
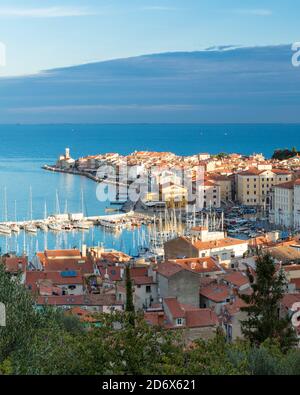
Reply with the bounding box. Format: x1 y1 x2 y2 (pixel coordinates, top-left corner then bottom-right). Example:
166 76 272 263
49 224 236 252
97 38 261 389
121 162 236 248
0 123 300 256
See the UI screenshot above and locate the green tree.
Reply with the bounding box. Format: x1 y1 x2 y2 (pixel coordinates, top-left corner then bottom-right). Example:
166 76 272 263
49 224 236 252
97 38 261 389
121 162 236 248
0 264 39 362
239 253 297 351
125 265 134 313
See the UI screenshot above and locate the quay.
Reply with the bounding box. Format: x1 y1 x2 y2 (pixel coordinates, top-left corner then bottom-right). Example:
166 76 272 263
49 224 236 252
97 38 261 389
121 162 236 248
42 165 128 187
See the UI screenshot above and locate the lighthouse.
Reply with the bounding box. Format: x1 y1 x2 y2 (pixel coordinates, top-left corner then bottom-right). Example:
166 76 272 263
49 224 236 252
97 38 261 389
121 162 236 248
65 147 70 160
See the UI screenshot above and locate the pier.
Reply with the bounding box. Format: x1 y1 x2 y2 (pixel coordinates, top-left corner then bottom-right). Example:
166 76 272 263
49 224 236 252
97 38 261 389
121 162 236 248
0 210 155 237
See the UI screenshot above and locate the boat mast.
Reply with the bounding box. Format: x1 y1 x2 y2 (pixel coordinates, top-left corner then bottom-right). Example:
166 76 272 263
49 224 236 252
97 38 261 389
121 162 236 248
44 201 47 220
4 187 8 222
14 199 17 222
29 186 33 221
55 190 60 215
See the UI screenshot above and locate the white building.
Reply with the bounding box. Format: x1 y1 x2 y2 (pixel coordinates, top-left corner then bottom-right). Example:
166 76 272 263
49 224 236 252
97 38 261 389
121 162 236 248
273 181 295 228
272 179 300 230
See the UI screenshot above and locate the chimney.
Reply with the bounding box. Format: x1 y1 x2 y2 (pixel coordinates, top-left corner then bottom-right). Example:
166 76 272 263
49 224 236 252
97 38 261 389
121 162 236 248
203 261 208 269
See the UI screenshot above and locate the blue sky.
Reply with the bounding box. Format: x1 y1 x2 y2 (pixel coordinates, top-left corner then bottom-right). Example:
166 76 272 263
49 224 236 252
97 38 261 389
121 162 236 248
0 0 299 76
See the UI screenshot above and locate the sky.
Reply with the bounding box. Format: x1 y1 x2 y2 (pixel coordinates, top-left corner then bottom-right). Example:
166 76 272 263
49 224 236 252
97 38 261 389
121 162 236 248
0 0 299 76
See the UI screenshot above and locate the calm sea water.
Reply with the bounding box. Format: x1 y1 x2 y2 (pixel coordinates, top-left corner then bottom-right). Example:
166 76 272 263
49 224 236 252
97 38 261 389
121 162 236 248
0 123 299 255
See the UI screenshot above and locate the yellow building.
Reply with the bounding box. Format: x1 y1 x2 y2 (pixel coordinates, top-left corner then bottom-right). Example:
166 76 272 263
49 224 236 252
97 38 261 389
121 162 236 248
237 168 292 206
144 184 188 208
207 174 233 202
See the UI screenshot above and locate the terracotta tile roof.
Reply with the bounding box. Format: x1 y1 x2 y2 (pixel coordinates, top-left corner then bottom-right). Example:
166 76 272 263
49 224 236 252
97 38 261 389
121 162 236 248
2 256 27 273
281 294 300 309
272 169 292 175
184 308 219 328
26 270 83 292
193 237 248 251
37 250 93 274
164 297 185 319
238 168 263 176
99 266 122 281
98 251 131 263
274 180 295 190
130 267 148 277
157 262 184 278
290 278 300 290
168 257 223 274
223 271 249 288
43 249 82 259
200 283 231 303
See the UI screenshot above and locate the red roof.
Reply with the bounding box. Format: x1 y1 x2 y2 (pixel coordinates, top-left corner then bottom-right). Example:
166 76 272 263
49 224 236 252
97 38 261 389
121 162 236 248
164 298 185 319
3 256 27 273
168 257 222 274
99 266 122 281
26 270 83 292
290 278 300 290
200 283 231 303
281 294 300 309
274 180 296 190
130 267 148 277
157 262 184 278
184 308 219 328
132 276 155 285
223 271 249 288
36 250 93 274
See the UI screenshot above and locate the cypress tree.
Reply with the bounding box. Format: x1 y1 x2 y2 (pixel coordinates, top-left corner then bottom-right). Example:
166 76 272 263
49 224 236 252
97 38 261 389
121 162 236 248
240 253 297 352
125 265 134 313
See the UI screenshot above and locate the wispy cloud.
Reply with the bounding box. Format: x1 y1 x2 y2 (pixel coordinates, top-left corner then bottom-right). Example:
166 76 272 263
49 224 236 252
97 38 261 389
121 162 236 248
141 6 178 12
0 6 94 18
233 9 272 16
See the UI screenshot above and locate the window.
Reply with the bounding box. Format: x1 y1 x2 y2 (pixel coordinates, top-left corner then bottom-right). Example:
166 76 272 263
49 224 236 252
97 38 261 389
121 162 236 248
176 318 184 326
146 285 151 293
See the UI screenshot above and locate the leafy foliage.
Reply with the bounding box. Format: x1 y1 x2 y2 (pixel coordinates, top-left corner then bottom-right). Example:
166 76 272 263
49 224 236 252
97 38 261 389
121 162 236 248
239 253 297 351
272 147 298 161
0 261 300 375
